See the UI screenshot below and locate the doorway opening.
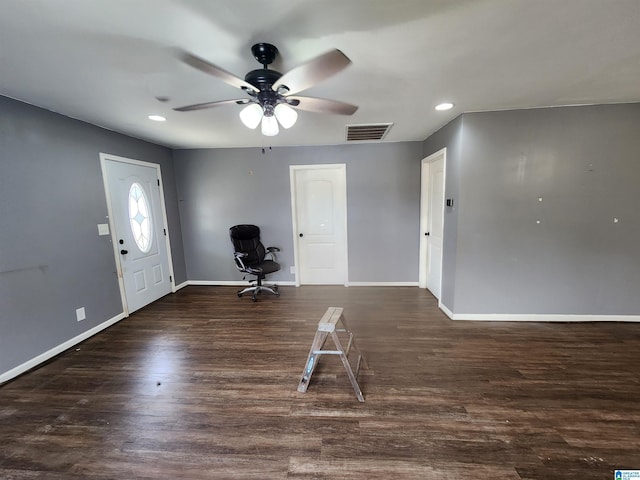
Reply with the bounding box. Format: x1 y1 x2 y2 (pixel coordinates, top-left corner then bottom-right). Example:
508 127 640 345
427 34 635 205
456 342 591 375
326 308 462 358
419 148 446 299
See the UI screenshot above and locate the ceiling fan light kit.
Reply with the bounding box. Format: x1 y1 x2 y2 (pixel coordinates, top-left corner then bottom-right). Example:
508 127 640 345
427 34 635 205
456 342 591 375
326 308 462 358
261 114 279 137
239 99 298 133
274 103 298 129
175 42 358 137
239 103 263 129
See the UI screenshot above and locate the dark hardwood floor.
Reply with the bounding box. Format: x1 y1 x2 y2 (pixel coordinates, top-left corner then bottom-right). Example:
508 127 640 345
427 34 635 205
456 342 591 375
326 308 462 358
1 286 639 479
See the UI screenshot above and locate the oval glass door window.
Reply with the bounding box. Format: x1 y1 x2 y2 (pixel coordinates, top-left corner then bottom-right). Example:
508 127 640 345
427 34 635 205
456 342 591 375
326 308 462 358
128 182 153 253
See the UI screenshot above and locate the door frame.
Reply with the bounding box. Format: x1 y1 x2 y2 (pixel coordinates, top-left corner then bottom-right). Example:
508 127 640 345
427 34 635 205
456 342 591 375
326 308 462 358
100 153 176 315
419 148 447 295
289 164 349 287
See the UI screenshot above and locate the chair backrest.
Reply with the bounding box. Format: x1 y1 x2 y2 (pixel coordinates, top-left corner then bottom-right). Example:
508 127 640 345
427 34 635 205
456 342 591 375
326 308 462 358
229 225 266 266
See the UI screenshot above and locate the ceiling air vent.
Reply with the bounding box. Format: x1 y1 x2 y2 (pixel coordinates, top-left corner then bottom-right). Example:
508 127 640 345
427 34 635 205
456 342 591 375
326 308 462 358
346 123 393 141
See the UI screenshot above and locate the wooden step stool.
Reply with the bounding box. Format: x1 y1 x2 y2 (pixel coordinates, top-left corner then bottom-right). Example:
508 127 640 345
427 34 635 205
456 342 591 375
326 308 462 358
297 307 368 402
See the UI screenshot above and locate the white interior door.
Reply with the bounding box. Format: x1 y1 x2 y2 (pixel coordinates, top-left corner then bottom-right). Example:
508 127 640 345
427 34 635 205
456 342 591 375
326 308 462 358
419 149 446 299
102 155 173 313
291 164 348 285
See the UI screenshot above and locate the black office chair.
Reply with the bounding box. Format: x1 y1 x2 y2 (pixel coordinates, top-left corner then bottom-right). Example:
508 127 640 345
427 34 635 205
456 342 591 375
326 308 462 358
229 224 281 302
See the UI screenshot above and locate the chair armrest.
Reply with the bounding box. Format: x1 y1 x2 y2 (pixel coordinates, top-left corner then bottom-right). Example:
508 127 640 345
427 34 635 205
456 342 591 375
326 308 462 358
266 246 280 261
233 252 248 271
234 252 264 275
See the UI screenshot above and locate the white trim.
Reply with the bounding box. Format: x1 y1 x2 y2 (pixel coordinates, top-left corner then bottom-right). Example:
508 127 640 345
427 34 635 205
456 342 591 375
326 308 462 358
99 154 129 314
439 302 455 319
0 312 127 385
434 303 640 323
187 280 297 286
154 161 177 294
289 164 349 287
174 280 189 291
289 167 301 287
434 303 640 322
418 158 430 288
188 281 415 287
449 313 640 322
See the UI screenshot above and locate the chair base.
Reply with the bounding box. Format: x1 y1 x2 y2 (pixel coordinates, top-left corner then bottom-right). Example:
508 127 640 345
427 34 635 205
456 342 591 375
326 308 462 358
237 283 280 302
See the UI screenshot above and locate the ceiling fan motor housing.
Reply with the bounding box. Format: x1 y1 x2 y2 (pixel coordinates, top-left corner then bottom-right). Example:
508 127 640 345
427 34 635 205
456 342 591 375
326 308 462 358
245 43 287 112
245 68 283 90
246 42 287 94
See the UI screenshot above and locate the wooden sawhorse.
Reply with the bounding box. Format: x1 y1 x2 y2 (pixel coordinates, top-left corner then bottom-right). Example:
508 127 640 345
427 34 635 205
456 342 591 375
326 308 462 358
297 307 368 402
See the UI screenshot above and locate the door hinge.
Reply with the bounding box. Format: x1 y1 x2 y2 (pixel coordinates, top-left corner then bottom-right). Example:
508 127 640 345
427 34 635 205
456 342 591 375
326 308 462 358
163 228 167 236
157 179 160 186
170 275 173 282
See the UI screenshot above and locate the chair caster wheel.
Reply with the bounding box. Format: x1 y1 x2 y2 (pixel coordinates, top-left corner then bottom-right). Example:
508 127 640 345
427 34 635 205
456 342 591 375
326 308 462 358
251 296 257 302
237 293 243 298
275 292 280 297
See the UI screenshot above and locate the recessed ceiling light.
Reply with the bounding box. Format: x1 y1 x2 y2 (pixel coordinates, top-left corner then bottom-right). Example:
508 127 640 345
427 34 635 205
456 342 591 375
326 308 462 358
148 115 166 122
435 102 454 111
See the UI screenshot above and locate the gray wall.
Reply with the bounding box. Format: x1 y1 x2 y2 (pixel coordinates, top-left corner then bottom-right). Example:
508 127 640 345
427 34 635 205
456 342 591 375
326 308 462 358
173 142 423 283
0 96 186 376
5 94 638 379
424 104 640 315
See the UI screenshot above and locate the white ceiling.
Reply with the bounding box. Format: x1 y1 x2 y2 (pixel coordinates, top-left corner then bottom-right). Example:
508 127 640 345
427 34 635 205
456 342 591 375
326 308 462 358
2 0 640 149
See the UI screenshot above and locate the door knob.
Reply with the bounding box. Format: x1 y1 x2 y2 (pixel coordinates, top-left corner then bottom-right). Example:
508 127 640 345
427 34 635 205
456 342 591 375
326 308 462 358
299 233 304 237
120 249 129 255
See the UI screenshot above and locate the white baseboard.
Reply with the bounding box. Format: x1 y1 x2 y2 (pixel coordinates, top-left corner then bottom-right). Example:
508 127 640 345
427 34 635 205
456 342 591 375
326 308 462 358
174 280 189 291
187 280 297 286
448 312 640 322
0 311 127 385
437 301 640 322
347 282 419 287
188 280 418 287
439 303 455 319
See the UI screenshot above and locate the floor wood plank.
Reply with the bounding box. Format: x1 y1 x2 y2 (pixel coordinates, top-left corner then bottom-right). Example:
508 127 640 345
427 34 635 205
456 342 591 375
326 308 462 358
1 285 639 479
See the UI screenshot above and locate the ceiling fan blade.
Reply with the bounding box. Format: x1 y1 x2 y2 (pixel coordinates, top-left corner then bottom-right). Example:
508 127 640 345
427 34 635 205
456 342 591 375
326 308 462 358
178 50 258 93
287 96 358 115
273 49 351 95
174 99 250 112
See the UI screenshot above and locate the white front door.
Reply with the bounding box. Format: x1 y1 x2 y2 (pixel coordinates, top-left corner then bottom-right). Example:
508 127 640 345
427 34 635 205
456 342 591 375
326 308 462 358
101 154 173 313
290 164 348 285
419 149 446 299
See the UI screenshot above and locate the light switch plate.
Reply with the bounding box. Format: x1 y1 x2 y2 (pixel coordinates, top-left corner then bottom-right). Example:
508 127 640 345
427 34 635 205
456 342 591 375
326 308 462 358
97 223 110 236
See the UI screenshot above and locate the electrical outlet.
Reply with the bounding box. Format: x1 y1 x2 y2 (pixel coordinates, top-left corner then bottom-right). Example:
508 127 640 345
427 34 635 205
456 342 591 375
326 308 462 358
290 266 296 274
76 307 86 322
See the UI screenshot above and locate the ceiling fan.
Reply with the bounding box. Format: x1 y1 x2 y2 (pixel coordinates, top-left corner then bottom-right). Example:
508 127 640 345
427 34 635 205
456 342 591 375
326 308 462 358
174 43 358 136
